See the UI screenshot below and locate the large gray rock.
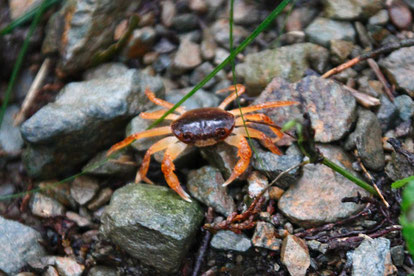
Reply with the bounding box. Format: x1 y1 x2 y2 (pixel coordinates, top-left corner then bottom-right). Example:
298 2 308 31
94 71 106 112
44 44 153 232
305 18 356 47
254 76 357 143
323 0 382 20
278 145 369 227
101 183 204 273
0 216 46 274
42 0 138 75
235 43 329 93
21 64 164 178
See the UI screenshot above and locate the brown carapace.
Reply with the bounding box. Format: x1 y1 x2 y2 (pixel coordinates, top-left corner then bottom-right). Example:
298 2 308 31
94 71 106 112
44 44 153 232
107 85 298 202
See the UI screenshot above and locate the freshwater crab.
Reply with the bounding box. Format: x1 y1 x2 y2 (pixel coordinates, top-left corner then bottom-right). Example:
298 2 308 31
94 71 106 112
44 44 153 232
107 85 298 202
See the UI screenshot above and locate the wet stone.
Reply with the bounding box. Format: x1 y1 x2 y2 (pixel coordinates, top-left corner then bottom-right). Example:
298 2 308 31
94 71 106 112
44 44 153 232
187 166 235 216
210 230 252 252
305 18 356 47
236 43 329 93
379 46 414 97
0 216 46 274
0 105 24 154
101 183 204 273
394 95 414 122
323 0 382 20
70 176 99 206
172 38 202 73
251 222 282 251
281 235 310 276
376 95 398 132
30 193 65 218
347 238 397 276
278 145 369 227
20 65 164 178
254 76 357 143
345 108 385 171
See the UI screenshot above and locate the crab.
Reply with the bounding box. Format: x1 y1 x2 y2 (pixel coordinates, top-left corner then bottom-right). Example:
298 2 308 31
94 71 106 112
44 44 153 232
107 85 298 202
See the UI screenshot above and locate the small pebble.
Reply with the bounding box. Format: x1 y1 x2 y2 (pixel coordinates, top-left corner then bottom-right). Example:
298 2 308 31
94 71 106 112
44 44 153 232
388 0 412 30
87 188 113 211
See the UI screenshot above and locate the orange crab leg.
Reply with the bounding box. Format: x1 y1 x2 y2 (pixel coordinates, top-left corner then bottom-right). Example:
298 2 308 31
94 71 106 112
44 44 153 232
223 134 252 186
106 126 172 156
145 88 186 114
229 101 299 116
217 84 247 109
233 127 282 155
135 136 180 184
161 142 191 202
235 113 284 140
140 109 179 120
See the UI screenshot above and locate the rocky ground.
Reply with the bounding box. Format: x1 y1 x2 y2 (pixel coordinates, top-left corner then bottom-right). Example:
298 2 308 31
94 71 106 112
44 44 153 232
0 0 414 275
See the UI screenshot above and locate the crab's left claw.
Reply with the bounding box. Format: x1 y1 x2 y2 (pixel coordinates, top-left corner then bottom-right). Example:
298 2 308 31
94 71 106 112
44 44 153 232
223 134 252 186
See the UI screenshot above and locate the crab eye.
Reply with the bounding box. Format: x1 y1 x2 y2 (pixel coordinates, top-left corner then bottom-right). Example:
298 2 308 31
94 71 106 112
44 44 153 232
182 132 193 142
216 128 227 138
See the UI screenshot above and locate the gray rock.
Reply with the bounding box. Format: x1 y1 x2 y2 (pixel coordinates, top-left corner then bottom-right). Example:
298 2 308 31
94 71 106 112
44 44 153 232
82 150 136 176
404 0 414 9
394 95 414 121
330 39 355 64
323 0 382 20
306 240 328 254
379 46 414 97
385 148 414 181
390 245 405 267
211 19 248 49
0 216 46 274
347 238 397 276
172 38 202 73
70 176 100 205
88 266 120 276
30 193 65 218
369 10 389 26
230 0 260 25
376 95 399 132
0 105 24 154
200 29 217 61
251 222 282 251
210 230 252 252
190 62 225 88
87 187 112 211
345 109 385 171
281 235 310 276
187 166 236 216
278 145 369 227
236 43 329 93
83 62 129 80
42 0 136 75
166 87 220 110
254 76 357 143
21 65 163 178
123 27 157 59
101 183 204 273
305 18 356 47
172 13 199 32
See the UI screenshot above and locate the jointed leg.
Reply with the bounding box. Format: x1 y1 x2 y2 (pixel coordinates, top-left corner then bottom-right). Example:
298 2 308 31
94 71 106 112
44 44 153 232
235 113 284 140
233 127 282 155
161 142 191 202
107 126 172 156
229 101 299 116
217 84 246 110
145 88 186 114
223 134 252 186
136 136 180 184
140 109 179 120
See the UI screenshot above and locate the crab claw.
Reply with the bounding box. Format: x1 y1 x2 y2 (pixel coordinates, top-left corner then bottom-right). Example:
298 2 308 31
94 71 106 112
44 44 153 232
223 134 252 186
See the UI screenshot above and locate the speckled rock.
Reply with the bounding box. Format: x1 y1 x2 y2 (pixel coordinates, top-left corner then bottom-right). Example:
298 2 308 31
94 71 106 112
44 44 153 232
210 230 252 252
21 64 163 178
385 146 414 181
278 145 369 227
187 166 235 216
251 222 282 251
101 183 204 273
30 193 66 218
379 46 414 97
0 216 46 274
235 43 329 93
323 0 382 20
0 105 24 154
305 18 356 47
345 108 385 171
347 238 397 276
254 76 357 143
281 235 310 276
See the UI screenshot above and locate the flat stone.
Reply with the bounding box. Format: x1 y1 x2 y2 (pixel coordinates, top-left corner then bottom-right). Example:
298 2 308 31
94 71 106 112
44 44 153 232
305 17 356 47
0 105 24 154
172 39 202 73
278 145 369 227
187 166 235 216
101 183 204 273
21 65 163 178
251 222 282 251
172 14 199 32
347 238 397 276
30 193 65 218
254 76 357 143
323 0 382 20
281 235 310 276
236 43 329 93
0 216 46 274
345 108 385 171
70 176 100 205
210 230 252 252
379 46 414 97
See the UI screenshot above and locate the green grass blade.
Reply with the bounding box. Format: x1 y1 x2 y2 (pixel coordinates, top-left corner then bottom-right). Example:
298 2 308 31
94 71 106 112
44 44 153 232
0 0 61 36
392 175 414 189
148 0 291 129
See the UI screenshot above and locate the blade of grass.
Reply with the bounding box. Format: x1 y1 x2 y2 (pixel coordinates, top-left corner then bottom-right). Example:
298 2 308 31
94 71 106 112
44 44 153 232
0 0 61 36
0 0 50 129
148 0 291 129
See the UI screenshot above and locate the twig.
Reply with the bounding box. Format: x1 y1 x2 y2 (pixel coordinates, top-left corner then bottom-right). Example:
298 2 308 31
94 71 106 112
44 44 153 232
342 85 380 108
14 58 51 125
367 58 394 101
192 208 214 276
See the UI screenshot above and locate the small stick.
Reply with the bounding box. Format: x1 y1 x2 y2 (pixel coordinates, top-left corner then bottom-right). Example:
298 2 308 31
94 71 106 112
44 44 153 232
367 58 394 101
14 58 51 126
342 85 380 108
